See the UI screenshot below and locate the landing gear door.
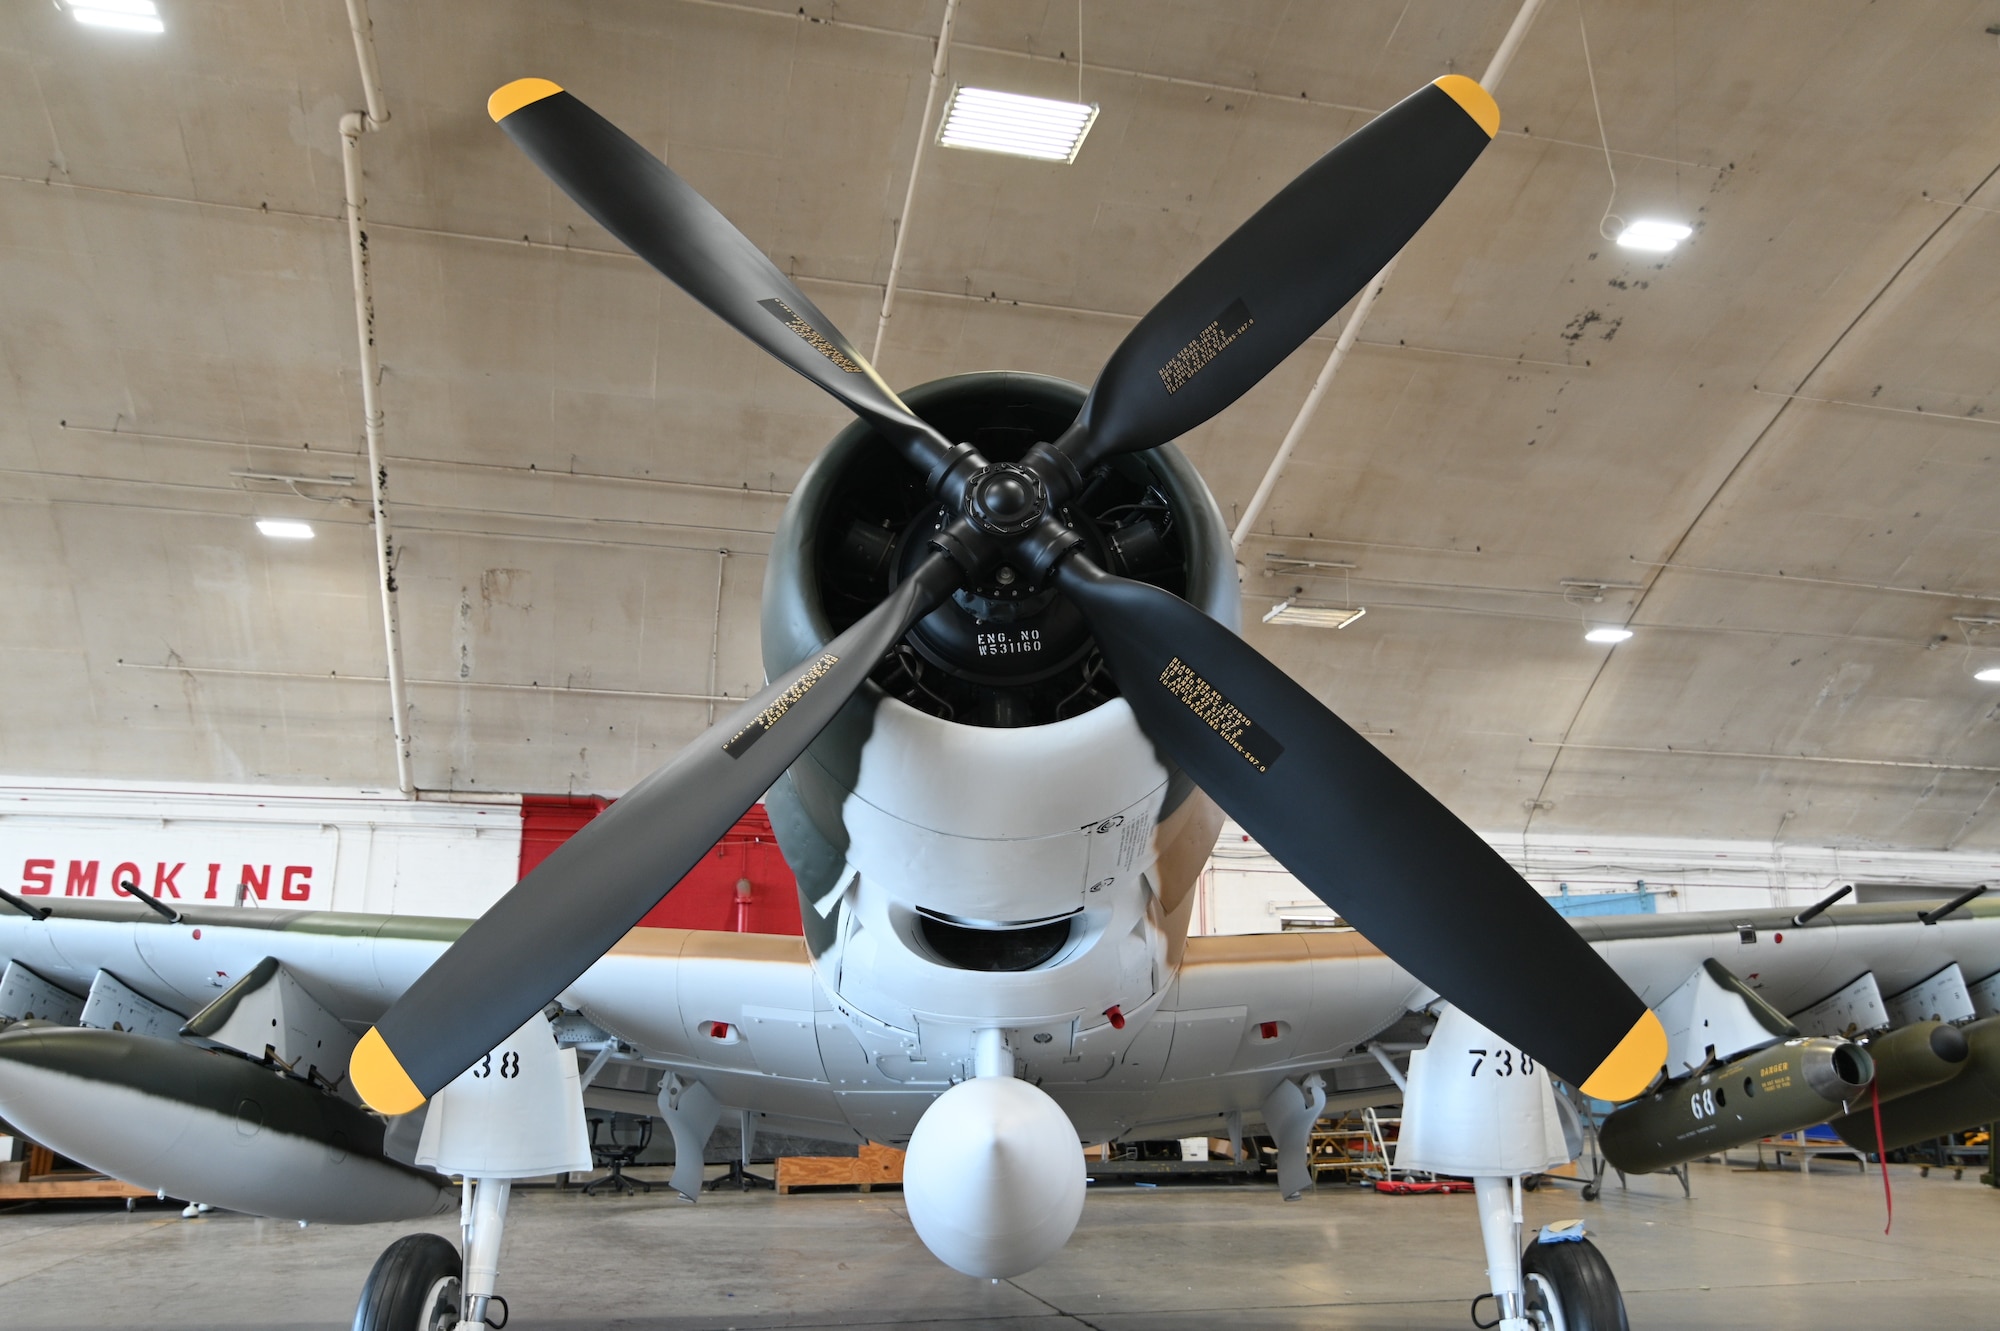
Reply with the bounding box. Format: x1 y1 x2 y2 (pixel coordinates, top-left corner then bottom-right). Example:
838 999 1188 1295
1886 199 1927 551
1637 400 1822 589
416 1012 591 1179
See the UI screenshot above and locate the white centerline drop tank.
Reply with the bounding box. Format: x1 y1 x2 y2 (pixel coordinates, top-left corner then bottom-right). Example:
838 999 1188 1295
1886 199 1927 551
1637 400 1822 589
1395 1004 1571 1178
902 1076 1087 1278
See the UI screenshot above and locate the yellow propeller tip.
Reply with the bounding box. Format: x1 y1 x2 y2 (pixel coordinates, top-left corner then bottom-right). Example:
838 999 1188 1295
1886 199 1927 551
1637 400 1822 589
488 77 563 123
350 1027 428 1115
1578 1008 1667 1102
1432 74 1499 139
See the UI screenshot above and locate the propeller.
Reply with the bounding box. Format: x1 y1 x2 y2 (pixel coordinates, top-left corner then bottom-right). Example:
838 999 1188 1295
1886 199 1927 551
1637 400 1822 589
486 78 956 480
1053 76 1502 476
352 71 1665 1115
351 553 963 1113
1053 556 1663 1098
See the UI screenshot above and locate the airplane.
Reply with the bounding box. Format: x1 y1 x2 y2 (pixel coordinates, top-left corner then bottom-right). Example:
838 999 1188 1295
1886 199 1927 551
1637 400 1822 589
5 72 2000 1331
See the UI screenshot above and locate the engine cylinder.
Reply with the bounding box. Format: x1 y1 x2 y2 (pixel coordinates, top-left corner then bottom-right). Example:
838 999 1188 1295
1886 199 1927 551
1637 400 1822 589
1831 1015 2000 1152
1599 1037 1873 1175
902 1075 1087 1278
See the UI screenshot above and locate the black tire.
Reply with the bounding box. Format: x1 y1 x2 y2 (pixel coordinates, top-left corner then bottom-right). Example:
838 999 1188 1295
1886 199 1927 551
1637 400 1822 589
352 1232 462 1331
1522 1236 1628 1331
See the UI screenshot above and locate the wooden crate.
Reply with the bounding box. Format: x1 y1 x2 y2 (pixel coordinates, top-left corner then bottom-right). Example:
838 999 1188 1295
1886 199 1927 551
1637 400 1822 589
776 1143 904 1195
0 1142 155 1203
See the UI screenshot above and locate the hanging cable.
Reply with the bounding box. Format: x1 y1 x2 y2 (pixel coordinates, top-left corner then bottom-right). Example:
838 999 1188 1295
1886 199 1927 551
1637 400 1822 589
1576 0 1624 242
1076 0 1085 102
1869 1079 1893 1234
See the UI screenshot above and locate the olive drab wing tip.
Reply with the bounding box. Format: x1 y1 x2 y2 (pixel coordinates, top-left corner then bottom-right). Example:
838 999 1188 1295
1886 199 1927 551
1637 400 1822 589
1577 1008 1668 1103
351 1027 428 1115
1431 75 1500 139
489 77 564 123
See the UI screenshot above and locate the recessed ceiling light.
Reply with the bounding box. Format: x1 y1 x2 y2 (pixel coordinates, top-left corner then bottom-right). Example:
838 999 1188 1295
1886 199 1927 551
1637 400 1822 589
1263 601 1366 630
63 0 164 33
1977 667 2000 683
1615 219 1692 253
938 86 1099 163
256 519 315 540
1584 626 1633 644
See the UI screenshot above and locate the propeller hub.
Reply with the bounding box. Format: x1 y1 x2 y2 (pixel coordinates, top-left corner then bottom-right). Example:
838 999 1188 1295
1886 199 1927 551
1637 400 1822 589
966 464 1047 536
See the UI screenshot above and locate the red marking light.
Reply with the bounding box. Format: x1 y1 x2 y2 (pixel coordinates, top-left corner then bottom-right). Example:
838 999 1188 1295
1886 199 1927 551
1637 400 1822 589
1774 932 1784 944
1104 1006 1126 1030
191 929 201 940
709 1022 731 1040
1259 1021 1279 1040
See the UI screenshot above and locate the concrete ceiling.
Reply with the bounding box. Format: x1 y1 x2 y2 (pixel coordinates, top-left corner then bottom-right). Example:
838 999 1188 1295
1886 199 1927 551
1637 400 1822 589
2 0 1997 852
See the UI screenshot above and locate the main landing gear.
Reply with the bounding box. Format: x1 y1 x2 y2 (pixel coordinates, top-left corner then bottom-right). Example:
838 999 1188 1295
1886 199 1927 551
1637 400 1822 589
352 1178 511 1330
1392 1004 1630 1331
352 1232 462 1331
353 1014 590 1329
1518 1230 1628 1331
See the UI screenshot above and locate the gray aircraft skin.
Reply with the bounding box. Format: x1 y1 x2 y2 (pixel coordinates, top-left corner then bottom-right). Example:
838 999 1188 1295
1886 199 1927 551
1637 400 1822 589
7 893 2000 1218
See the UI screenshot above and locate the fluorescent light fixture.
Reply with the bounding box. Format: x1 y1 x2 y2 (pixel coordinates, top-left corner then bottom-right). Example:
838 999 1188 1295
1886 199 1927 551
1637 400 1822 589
1977 667 2000 683
938 86 1098 163
1615 218 1692 253
65 0 164 32
256 519 315 540
1278 912 1349 932
1584 626 1633 644
1263 600 1366 630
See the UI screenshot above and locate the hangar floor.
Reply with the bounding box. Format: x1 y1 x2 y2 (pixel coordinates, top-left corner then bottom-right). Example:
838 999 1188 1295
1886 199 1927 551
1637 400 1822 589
2 1161 1995 1329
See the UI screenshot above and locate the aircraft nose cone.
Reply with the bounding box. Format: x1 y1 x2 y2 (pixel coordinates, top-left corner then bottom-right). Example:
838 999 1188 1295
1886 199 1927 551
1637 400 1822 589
0 1023 65 1074
967 464 1047 535
980 474 1033 521
0 1026 96 1137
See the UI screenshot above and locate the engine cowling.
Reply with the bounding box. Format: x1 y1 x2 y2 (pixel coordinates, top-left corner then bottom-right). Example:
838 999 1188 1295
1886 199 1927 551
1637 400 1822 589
759 373 1234 1021
902 1075 1088 1278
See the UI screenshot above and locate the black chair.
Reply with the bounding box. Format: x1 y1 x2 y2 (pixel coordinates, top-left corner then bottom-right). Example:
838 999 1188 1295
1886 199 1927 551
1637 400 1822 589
582 1115 653 1196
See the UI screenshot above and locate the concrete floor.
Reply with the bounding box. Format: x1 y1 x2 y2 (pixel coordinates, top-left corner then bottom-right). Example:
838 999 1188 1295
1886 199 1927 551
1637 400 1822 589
1 1161 1995 1329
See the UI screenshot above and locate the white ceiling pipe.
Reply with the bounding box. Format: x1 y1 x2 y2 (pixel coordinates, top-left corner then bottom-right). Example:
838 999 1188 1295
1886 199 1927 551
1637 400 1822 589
344 0 390 128
870 0 960 367
706 550 729 724
339 0 413 798
1230 0 1547 552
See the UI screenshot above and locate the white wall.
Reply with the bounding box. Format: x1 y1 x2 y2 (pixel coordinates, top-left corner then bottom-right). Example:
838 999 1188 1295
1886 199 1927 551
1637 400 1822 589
0 777 522 919
1193 818 2000 935
11 778 1997 933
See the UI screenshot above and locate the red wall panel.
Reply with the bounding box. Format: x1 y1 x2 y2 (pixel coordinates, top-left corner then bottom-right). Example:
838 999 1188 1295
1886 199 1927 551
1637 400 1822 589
518 796 802 936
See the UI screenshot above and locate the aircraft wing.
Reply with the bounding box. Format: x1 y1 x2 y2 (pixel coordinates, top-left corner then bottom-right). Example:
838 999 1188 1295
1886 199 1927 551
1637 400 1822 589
5 896 1999 1150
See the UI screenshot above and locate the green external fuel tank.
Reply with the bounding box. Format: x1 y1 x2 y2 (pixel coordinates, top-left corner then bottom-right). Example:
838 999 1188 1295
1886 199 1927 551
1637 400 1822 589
1832 1015 2000 1152
1860 1019 1968 1101
1599 1037 1873 1175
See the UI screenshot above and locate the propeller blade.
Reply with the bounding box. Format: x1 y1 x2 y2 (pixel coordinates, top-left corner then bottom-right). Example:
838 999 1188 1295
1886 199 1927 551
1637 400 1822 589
1054 555 1665 1100
488 78 954 477
351 553 964 1113
1060 76 1499 472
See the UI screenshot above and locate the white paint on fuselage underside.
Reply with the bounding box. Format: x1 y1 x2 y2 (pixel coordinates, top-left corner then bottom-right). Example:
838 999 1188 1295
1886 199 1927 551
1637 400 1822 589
820 696 1175 1044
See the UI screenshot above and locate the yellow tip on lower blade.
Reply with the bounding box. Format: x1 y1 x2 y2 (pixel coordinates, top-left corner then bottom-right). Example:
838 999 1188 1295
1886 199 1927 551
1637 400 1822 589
351 1027 428 1115
1579 1008 1667 1102
488 77 564 123
1432 74 1500 138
